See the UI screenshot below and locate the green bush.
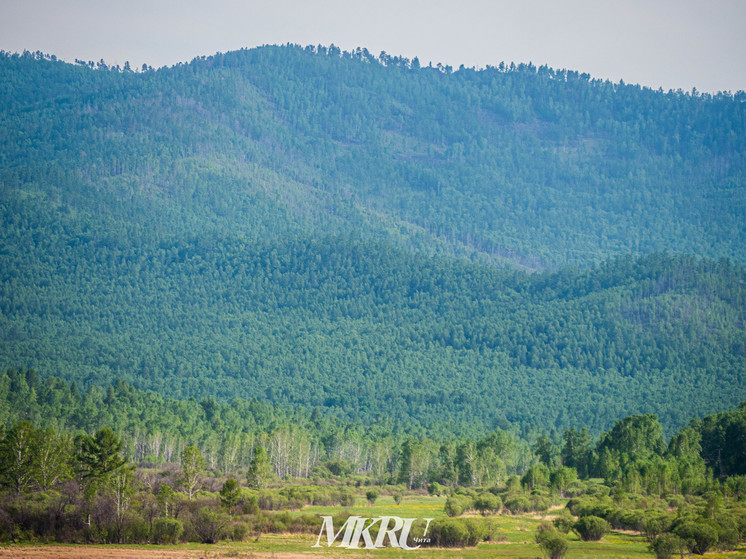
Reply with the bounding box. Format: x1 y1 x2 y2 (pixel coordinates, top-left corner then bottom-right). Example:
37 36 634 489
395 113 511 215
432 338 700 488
192 507 229 544
230 522 249 541
530 494 550 512
643 513 672 541
536 525 569 559
428 519 471 547
473 494 501 515
152 517 183 544
338 492 355 507
619 509 646 531
553 511 575 534
443 496 465 516
713 512 739 550
574 515 610 541
649 533 684 559
674 521 719 555
365 489 379 505
504 495 531 514
428 518 485 547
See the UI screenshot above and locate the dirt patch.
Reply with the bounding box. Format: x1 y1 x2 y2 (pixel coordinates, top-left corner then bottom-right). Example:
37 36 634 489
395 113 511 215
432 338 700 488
0 546 204 558
0 547 320 559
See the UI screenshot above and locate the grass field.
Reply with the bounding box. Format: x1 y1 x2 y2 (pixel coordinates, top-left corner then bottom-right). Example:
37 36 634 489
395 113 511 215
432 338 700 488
1 495 745 557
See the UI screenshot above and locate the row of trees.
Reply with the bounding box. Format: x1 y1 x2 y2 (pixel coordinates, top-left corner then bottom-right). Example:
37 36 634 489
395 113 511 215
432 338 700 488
1 368 744 498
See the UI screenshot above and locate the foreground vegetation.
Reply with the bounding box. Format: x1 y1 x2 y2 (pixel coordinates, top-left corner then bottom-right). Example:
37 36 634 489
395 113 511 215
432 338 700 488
0 379 744 555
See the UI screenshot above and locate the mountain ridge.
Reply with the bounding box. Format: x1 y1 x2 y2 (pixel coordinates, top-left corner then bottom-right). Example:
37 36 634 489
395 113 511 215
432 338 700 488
2 45 743 268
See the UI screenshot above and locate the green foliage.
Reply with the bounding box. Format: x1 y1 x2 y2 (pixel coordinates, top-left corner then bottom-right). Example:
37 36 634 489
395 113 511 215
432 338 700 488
152 517 183 544
219 478 241 515
649 533 684 559
550 467 578 497
443 495 466 517
75 427 126 481
180 446 206 500
674 520 719 554
503 495 531 514
536 523 569 559
521 464 550 491
573 515 610 541
0 421 35 493
364 489 379 505
338 491 355 507
246 447 272 490
552 510 575 534
697 403 746 476
473 493 501 515
427 518 487 547
191 506 229 544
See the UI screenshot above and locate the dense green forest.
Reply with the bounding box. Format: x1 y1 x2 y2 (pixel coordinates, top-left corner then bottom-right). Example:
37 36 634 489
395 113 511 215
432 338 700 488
0 46 745 436
1 230 744 434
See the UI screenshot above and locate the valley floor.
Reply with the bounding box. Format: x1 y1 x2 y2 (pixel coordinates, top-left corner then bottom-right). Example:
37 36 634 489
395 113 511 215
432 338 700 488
3 532 745 558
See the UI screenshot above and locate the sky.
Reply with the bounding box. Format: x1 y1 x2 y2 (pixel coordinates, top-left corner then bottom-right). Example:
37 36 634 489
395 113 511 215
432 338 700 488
1 0 744 93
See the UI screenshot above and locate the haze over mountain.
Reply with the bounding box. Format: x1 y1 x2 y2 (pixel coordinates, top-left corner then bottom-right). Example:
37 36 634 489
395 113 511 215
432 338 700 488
1 45 744 435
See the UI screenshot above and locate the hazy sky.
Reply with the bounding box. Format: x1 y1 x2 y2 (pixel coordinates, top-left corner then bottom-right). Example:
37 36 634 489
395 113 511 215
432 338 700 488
1 0 744 93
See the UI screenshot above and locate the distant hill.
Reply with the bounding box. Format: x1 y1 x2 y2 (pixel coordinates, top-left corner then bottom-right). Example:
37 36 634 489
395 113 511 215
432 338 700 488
0 46 744 435
1 45 743 268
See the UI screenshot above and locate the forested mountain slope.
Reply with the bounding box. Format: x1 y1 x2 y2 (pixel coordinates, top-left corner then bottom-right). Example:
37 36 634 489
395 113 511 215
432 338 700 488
0 46 744 435
1 216 743 434
1 46 743 267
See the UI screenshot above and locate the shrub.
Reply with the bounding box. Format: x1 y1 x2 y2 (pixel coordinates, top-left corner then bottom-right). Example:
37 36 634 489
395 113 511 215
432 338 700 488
674 521 718 555
649 533 684 559
240 494 259 515
644 513 672 541
393 493 403 505
428 518 485 547
619 509 646 531
443 497 464 516
192 507 229 544
553 511 575 534
530 494 550 512
574 516 610 541
338 492 355 507
326 458 353 476
428 519 470 547
473 494 501 515
504 495 531 514
152 517 183 544
713 512 739 550
365 489 379 505
536 525 569 559
230 522 249 541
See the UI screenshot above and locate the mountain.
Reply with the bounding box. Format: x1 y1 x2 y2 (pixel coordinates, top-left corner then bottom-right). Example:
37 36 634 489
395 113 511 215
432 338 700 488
0 46 744 435
1 45 743 268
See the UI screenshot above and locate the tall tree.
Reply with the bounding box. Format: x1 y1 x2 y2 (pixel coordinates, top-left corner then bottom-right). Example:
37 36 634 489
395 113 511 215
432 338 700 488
75 427 127 481
0 420 36 493
180 446 206 500
246 446 271 489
